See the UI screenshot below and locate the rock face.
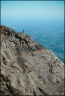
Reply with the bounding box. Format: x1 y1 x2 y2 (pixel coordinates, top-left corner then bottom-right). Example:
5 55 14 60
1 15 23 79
0 25 64 96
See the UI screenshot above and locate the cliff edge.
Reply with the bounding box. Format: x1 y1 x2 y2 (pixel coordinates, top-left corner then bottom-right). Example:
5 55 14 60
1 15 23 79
0 25 64 95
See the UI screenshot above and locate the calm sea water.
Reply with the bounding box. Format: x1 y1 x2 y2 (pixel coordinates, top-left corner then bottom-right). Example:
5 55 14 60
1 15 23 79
2 19 64 63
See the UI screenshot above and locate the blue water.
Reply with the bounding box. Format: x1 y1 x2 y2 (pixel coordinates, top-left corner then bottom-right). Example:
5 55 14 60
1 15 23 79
2 19 64 63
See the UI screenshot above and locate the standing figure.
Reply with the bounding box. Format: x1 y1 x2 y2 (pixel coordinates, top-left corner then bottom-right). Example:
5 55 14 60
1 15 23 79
23 29 24 32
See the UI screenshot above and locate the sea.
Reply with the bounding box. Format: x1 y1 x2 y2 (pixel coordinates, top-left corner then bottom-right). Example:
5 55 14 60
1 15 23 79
2 19 64 63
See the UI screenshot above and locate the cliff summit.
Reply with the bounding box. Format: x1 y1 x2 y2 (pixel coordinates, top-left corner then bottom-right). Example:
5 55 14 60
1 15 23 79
0 25 64 96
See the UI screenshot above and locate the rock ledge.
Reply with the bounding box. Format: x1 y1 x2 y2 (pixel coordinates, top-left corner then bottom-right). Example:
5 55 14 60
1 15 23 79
0 25 64 96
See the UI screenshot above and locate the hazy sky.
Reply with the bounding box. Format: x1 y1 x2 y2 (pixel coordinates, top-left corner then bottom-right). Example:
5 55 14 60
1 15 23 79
1 1 64 24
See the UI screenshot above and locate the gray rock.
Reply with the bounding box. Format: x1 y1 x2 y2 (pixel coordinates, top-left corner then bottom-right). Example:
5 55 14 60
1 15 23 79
0 25 64 96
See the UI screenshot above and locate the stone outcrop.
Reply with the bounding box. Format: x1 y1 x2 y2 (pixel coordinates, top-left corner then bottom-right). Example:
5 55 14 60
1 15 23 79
0 25 64 96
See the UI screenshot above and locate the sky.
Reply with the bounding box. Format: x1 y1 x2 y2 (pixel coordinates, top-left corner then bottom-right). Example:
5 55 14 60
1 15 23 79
1 1 64 25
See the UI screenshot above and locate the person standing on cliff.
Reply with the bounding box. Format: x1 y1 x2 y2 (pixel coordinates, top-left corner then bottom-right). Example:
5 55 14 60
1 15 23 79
23 29 24 32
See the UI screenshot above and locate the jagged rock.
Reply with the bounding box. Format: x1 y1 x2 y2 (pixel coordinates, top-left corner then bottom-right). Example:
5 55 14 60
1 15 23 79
0 25 64 96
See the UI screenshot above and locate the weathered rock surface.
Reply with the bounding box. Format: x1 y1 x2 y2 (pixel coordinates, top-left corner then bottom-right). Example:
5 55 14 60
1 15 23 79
0 25 64 96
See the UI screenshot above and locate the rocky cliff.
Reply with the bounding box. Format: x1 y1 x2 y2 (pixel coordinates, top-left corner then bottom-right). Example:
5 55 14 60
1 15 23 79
0 25 64 96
